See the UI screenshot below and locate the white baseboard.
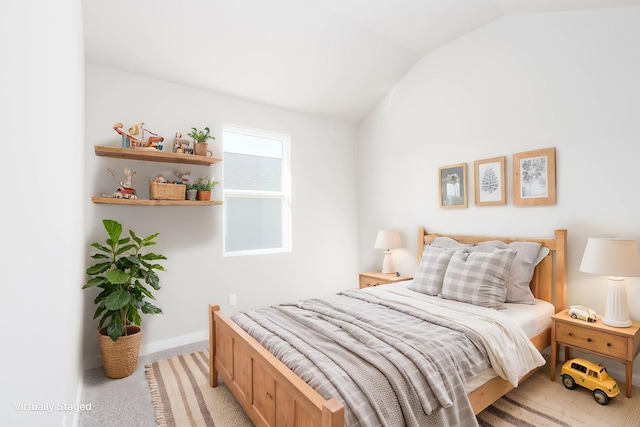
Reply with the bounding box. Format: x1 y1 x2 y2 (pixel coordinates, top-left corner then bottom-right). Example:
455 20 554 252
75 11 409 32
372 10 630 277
83 329 208 371
139 330 208 357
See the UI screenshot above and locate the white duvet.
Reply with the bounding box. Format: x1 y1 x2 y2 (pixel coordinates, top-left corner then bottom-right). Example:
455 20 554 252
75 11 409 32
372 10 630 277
362 283 546 387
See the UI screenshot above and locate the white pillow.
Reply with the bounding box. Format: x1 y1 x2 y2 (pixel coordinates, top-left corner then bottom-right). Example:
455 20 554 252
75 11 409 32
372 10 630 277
408 246 458 296
440 248 516 308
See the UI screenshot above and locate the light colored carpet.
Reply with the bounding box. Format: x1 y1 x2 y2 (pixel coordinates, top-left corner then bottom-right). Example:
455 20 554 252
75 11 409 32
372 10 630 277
147 350 640 427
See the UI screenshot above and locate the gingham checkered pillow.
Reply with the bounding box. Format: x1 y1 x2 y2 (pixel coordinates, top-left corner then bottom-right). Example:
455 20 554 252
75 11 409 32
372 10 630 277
476 241 550 305
440 248 517 308
408 246 459 296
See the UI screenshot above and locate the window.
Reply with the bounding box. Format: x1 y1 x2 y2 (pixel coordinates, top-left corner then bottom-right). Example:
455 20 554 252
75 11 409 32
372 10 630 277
223 125 291 256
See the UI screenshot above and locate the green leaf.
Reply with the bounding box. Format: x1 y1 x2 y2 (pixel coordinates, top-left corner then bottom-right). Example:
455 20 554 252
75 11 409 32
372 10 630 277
107 318 124 341
86 262 113 275
115 243 135 256
92 305 106 319
83 277 108 289
141 253 166 261
104 289 131 310
103 219 122 241
142 301 163 315
105 269 130 285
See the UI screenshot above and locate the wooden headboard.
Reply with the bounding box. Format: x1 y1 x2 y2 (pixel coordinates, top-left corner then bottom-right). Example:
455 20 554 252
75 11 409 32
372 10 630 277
417 227 567 312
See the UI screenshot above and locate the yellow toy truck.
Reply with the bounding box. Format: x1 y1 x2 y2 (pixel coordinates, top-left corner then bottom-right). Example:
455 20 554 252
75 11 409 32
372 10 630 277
561 358 619 405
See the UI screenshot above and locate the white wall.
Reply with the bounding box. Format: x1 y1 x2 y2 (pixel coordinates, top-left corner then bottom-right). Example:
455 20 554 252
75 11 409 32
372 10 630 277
83 65 359 366
1 1 85 426
358 6 640 382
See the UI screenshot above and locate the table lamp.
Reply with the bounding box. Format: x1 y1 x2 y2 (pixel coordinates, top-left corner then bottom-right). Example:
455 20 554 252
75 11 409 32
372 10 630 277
579 237 640 327
374 229 402 274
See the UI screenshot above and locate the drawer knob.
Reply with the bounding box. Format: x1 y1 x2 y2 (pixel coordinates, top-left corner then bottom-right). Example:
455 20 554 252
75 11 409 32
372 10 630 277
607 342 612 347
587 338 592 342
568 332 573 336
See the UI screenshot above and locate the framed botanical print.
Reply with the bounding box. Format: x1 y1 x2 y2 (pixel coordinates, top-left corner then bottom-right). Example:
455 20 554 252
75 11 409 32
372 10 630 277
439 163 467 208
474 156 506 206
513 147 556 206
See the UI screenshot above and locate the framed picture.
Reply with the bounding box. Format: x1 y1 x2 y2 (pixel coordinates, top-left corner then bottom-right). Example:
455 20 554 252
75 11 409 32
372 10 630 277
439 163 467 208
513 147 556 206
474 156 506 206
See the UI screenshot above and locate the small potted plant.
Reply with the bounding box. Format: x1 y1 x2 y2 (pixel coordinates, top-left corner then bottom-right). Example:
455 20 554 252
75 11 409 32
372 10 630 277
83 219 167 379
188 126 215 157
195 176 219 201
186 182 198 201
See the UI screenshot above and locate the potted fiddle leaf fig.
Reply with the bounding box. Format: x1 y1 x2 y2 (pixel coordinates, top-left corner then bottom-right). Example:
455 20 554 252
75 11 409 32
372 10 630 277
83 219 167 378
188 126 215 157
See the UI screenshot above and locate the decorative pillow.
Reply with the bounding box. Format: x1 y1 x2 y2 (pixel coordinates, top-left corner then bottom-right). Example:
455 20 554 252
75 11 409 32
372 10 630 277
431 236 476 249
475 241 550 305
408 246 459 296
440 248 517 308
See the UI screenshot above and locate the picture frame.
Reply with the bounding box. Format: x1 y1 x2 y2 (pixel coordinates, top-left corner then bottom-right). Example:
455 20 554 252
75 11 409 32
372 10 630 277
513 147 556 206
474 156 506 206
439 163 467 208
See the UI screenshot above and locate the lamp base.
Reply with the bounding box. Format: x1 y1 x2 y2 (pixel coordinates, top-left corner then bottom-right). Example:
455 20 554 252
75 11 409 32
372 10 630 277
381 250 395 274
602 277 632 328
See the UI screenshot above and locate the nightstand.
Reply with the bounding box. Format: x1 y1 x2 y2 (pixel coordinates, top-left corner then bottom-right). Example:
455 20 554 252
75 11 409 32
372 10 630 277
551 308 640 397
359 271 412 289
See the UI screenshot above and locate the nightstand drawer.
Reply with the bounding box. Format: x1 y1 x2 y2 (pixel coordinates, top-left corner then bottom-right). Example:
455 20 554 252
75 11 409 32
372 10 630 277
555 322 627 359
359 276 388 288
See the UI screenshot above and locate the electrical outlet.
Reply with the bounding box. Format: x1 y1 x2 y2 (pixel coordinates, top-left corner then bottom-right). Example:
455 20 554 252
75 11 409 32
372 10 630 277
229 294 237 306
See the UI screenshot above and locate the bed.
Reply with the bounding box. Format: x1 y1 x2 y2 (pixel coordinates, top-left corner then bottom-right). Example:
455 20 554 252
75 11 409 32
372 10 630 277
209 226 567 426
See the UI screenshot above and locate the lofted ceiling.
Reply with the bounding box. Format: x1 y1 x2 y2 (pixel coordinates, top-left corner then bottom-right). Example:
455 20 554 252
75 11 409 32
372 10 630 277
83 0 640 124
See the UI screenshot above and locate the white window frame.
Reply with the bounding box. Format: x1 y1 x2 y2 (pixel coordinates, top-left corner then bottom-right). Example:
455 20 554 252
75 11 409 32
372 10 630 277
222 124 291 257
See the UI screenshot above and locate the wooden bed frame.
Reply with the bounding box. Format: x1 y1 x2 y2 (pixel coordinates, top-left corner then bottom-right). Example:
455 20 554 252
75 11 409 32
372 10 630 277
209 227 567 427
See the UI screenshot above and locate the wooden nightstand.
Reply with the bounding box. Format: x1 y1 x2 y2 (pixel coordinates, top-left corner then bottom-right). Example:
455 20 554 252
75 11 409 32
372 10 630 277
359 271 412 289
551 308 640 397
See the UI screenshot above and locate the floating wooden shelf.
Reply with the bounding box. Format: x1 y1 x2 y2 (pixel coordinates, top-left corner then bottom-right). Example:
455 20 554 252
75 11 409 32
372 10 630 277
91 196 223 206
94 145 222 166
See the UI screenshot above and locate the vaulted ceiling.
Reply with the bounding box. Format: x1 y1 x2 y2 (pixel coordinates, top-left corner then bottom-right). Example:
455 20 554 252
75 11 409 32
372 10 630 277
83 0 640 124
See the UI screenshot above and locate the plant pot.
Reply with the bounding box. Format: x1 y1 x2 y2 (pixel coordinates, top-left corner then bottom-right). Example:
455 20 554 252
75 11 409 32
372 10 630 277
98 325 142 379
186 189 197 200
196 190 211 201
194 142 212 157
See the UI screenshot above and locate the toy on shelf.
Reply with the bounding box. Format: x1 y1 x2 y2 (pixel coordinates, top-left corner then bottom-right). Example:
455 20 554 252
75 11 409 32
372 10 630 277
561 358 619 405
113 122 164 150
105 167 137 199
172 132 193 154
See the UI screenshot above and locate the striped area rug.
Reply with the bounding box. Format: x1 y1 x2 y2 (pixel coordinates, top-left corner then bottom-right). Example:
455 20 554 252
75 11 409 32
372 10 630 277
147 350 640 427
145 350 253 427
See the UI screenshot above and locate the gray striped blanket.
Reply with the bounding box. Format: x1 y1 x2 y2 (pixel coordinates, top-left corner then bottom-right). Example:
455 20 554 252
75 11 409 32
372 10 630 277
232 289 494 427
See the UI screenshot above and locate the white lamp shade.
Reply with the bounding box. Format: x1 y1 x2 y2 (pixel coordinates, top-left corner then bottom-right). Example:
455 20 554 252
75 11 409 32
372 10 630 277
580 238 640 277
374 230 402 250
580 237 640 328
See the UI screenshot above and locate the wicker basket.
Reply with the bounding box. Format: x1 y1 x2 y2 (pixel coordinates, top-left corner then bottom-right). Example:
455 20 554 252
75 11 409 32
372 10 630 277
98 326 142 379
150 181 186 200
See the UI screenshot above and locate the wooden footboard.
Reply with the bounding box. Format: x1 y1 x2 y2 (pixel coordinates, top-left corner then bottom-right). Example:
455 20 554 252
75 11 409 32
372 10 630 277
209 304 344 427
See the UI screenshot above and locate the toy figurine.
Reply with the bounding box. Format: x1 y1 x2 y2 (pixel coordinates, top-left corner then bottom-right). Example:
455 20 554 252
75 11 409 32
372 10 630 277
107 167 137 199
561 358 619 405
114 122 164 149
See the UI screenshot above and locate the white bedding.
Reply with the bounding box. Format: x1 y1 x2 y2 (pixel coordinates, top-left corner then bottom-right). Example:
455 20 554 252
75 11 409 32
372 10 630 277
361 280 551 391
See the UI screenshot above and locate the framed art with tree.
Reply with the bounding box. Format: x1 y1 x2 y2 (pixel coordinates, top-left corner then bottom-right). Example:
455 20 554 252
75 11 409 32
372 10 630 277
513 147 556 206
474 156 506 206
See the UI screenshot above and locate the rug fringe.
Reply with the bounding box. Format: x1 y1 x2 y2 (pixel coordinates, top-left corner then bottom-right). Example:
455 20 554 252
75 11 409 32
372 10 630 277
145 363 168 427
